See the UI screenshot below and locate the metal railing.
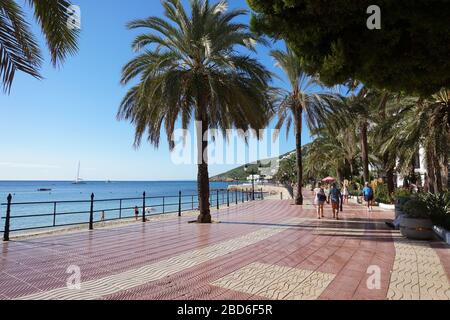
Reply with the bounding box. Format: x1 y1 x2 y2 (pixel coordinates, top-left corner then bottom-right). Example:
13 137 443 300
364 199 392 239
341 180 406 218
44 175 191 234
1 188 265 241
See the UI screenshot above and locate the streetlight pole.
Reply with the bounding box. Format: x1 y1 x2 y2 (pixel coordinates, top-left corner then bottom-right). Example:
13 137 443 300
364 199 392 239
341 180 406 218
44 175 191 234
245 164 262 201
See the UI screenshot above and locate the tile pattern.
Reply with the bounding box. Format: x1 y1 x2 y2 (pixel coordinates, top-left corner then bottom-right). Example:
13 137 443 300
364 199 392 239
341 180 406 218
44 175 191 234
388 236 450 300
1 192 449 301
19 221 299 300
211 262 335 300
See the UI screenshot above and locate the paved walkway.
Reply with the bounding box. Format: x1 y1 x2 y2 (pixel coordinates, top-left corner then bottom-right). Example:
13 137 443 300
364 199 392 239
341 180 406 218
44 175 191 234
0 193 449 300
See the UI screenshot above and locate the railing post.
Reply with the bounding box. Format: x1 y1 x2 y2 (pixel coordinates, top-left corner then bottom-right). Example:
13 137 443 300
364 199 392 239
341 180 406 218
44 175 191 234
119 199 122 219
3 194 12 242
246 189 249 202
192 195 194 210
178 191 182 217
217 190 219 210
142 192 146 223
281 192 283 200
242 190 244 203
89 193 94 230
53 202 57 227
261 188 264 200
235 189 238 205
227 190 230 207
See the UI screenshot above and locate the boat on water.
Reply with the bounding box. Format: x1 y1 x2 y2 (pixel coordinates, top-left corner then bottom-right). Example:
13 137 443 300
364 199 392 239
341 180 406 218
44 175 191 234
72 161 86 185
37 188 52 192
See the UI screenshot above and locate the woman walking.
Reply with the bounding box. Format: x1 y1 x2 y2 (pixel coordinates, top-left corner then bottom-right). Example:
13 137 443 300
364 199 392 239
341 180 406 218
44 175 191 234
342 183 349 205
315 186 327 219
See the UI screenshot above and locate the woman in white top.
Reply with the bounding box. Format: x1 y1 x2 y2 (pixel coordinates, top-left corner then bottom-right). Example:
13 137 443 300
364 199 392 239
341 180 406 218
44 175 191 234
313 184 321 206
342 184 349 204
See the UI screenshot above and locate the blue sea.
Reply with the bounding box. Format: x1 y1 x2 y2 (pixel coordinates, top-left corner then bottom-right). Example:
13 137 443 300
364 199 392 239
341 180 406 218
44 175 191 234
0 181 233 233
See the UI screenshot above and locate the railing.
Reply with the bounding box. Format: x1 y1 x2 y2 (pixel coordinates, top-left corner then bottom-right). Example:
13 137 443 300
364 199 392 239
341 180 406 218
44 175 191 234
1 188 265 241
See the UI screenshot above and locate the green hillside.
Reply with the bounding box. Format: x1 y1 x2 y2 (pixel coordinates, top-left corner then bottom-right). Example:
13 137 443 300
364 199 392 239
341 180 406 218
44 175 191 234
210 151 294 182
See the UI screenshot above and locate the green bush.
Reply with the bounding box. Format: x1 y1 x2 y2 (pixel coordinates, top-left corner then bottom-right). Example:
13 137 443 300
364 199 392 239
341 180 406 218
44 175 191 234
420 192 450 230
392 188 412 201
392 188 412 207
375 183 392 204
402 198 431 219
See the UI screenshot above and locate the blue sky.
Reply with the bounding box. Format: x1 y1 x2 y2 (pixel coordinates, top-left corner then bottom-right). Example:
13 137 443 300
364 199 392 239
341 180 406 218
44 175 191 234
0 0 314 181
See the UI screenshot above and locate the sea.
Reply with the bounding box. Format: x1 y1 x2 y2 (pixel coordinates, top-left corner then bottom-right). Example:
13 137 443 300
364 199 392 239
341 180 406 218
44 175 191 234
0 181 232 233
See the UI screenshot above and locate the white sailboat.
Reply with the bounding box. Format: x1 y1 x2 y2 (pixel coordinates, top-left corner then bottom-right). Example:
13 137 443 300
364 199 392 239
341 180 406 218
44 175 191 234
72 161 86 184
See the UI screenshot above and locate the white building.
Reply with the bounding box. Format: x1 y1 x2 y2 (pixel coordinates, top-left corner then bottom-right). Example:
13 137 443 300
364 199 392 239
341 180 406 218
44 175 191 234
396 147 427 187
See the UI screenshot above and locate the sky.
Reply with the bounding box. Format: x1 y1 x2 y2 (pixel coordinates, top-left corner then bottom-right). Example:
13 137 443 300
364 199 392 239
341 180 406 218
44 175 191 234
0 0 315 181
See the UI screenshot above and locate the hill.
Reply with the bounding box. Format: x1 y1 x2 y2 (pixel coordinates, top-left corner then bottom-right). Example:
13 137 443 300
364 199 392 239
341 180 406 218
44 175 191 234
210 150 295 182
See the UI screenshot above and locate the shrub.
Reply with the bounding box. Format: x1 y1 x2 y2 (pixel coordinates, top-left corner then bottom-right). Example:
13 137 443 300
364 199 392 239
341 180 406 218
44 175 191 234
402 198 431 219
375 183 392 204
392 188 412 207
392 188 412 201
421 192 450 230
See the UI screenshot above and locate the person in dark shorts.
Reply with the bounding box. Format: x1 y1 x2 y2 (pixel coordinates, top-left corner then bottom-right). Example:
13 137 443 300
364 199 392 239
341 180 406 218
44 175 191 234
362 182 374 212
328 183 342 220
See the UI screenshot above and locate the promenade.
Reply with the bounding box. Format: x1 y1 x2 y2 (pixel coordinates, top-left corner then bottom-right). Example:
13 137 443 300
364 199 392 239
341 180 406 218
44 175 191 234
0 192 449 300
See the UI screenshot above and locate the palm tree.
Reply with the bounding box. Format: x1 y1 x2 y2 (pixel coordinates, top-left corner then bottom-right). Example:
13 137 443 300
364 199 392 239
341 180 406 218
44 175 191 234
0 0 79 92
378 90 450 193
118 0 273 223
305 127 360 183
271 46 343 205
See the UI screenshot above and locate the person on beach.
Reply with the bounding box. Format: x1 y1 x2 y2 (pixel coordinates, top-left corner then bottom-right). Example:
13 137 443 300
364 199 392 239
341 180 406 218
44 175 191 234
134 206 139 221
316 186 327 219
101 210 105 222
362 182 374 212
328 183 342 220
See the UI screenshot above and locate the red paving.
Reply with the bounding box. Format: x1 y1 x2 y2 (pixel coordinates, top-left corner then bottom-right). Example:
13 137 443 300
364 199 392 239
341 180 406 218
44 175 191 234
0 192 449 300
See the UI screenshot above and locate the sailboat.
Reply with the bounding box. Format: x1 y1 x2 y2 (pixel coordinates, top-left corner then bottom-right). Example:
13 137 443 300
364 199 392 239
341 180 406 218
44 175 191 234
72 161 86 184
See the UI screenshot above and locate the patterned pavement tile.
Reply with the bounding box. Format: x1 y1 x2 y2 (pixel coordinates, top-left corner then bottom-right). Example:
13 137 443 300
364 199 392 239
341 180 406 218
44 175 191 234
388 237 450 300
211 262 335 300
1 194 449 301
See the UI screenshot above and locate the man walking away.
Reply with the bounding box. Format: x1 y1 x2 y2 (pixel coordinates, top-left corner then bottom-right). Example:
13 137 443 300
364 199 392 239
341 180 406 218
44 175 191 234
362 182 374 212
328 183 342 220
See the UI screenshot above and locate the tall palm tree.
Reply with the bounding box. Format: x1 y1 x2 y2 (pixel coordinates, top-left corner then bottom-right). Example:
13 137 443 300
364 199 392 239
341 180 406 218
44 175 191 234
305 127 360 183
118 0 273 223
271 46 343 205
0 0 79 92
378 90 450 193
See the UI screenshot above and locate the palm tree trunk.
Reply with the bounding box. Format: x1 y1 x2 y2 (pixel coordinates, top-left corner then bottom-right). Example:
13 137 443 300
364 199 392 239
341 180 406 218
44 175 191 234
294 107 303 205
387 166 395 194
383 152 395 194
360 120 370 183
196 113 211 223
426 147 436 193
442 155 449 191
433 151 443 193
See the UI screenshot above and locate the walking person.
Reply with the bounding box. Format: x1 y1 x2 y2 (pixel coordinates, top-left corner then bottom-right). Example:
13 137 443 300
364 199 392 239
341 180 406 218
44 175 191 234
342 183 349 205
328 183 342 220
362 182 374 212
313 183 321 206
134 206 139 221
315 186 327 219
